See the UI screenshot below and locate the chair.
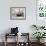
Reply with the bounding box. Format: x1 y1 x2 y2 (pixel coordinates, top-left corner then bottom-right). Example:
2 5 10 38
4 27 19 46
4 33 18 46
18 33 30 46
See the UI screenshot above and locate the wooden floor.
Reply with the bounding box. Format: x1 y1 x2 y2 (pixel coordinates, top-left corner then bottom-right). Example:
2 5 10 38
0 42 46 46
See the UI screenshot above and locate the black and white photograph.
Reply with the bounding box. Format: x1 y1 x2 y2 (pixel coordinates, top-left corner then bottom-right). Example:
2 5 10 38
10 7 26 20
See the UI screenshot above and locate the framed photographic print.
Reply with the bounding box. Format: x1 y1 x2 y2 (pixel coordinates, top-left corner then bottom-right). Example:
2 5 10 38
10 7 26 20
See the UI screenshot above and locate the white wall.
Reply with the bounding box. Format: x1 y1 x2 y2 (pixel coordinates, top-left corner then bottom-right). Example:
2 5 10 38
0 0 36 42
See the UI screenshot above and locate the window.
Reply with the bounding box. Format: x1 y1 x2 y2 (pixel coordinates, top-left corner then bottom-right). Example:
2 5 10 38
37 0 46 18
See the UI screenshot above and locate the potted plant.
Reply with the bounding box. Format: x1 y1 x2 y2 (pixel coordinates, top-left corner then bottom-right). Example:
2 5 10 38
32 25 39 30
33 32 46 43
32 24 45 30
